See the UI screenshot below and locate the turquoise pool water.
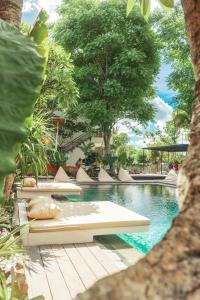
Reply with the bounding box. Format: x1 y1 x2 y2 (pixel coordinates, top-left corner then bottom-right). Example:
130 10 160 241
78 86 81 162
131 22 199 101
67 184 179 253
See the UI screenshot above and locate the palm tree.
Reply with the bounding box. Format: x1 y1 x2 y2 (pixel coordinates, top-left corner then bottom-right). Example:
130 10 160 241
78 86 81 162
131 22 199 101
75 1 200 299
79 142 95 158
0 0 23 27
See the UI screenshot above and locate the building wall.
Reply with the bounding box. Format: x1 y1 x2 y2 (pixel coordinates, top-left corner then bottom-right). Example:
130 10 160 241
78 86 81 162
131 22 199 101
66 136 105 166
67 147 85 166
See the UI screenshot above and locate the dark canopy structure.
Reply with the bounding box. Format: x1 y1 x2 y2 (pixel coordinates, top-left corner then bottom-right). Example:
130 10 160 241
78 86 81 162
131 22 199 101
143 144 189 153
142 144 189 174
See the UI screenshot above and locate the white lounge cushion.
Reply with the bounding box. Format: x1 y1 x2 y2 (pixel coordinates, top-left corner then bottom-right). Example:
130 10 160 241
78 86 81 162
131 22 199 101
164 169 177 184
118 167 134 182
23 177 36 187
76 167 94 182
54 167 71 182
28 201 150 232
98 168 115 182
22 182 82 192
28 199 62 220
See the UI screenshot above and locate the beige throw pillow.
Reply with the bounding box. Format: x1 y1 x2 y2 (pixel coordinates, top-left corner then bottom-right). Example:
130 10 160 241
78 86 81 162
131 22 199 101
23 177 36 187
28 200 62 220
28 196 54 208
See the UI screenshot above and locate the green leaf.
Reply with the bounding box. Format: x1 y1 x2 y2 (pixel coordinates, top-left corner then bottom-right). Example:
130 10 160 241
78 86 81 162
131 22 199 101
0 20 44 202
140 0 151 21
30 9 49 75
158 0 174 12
0 271 8 300
126 0 135 16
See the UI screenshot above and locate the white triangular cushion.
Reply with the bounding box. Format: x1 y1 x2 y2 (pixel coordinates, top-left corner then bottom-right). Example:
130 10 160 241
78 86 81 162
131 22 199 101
54 167 71 182
98 168 115 182
118 167 134 182
164 169 177 183
76 167 94 182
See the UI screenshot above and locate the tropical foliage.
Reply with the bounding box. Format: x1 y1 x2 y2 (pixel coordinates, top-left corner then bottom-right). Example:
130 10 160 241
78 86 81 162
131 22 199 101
35 42 79 113
54 0 160 154
126 0 174 18
144 110 190 145
112 133 135 167
153 5 194 116
0 265 44 300
0 19 44 203
17 112 55 177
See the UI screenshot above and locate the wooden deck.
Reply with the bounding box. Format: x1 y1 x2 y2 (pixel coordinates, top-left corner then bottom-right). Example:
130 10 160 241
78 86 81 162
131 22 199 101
25 242 126 300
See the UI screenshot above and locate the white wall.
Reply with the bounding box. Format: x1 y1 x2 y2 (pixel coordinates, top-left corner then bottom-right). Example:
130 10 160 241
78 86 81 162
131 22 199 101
67 148 85 166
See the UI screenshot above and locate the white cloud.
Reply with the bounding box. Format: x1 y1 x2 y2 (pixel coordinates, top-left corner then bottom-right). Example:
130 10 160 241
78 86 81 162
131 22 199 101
115 96 173 148
116 96 173 136
38 0 62 22
23 0 39 13
23 0 62 22
115 120 142 135
152 96 173 129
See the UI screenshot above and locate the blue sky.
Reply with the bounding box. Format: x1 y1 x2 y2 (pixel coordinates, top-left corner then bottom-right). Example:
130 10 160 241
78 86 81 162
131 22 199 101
22 0 175 147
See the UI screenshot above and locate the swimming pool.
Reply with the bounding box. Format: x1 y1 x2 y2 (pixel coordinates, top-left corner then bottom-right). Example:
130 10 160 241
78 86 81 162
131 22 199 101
67 184 179 253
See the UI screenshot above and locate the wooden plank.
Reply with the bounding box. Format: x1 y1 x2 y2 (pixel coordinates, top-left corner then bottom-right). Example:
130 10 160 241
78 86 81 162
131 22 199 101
86 242 121 274
75 243 108 280
64 244 97 289
51 245 85 299
25 247 52 300
40 246 71 300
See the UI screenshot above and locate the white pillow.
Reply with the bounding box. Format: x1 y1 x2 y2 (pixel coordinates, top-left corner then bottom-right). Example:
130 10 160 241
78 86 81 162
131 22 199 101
28 196 54 208
28 200 62 220
23 177 36 187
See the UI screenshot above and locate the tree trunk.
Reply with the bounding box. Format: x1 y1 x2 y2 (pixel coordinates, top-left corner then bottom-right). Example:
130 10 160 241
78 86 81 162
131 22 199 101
75 2 200 299
103 131 111 155
0 0 23 28
0 0 23 200
3 173 15 202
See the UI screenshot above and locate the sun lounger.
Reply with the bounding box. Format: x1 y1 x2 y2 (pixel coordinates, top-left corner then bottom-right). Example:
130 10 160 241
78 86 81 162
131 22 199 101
118 167 135 182
162 169 177 185
98 168 115 182
18 200 150 246
76 167 94 182
17 182 82 198
54 166 71 182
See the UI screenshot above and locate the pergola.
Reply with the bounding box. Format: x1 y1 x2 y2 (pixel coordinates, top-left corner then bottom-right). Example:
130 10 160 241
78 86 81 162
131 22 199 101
142 144 189 174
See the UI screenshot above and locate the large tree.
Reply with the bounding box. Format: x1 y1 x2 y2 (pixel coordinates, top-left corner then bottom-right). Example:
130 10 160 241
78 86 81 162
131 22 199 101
35 41 79 113
74 1 200 299
154 4 195 117
54 0 160 154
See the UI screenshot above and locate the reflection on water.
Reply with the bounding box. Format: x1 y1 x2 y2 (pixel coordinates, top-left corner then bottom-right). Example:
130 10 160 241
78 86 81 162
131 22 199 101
67 184 179 253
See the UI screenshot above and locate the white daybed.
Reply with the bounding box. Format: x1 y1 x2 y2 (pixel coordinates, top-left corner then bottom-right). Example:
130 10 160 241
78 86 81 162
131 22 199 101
17 182 82 198
18 201 150 246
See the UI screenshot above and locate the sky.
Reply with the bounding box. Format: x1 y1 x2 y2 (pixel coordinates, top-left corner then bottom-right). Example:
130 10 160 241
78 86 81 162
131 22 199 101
22 0 176 147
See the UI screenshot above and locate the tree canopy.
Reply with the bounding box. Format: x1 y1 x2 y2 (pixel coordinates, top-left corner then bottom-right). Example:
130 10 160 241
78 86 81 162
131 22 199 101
154 5 195 117
35 41 79 113
54 0 160 153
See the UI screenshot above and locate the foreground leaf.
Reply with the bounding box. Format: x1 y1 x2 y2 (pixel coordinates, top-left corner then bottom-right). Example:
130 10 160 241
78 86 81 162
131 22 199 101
126 0 135 16
0 20 44 203
140 0 151 20
159 0 174 9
